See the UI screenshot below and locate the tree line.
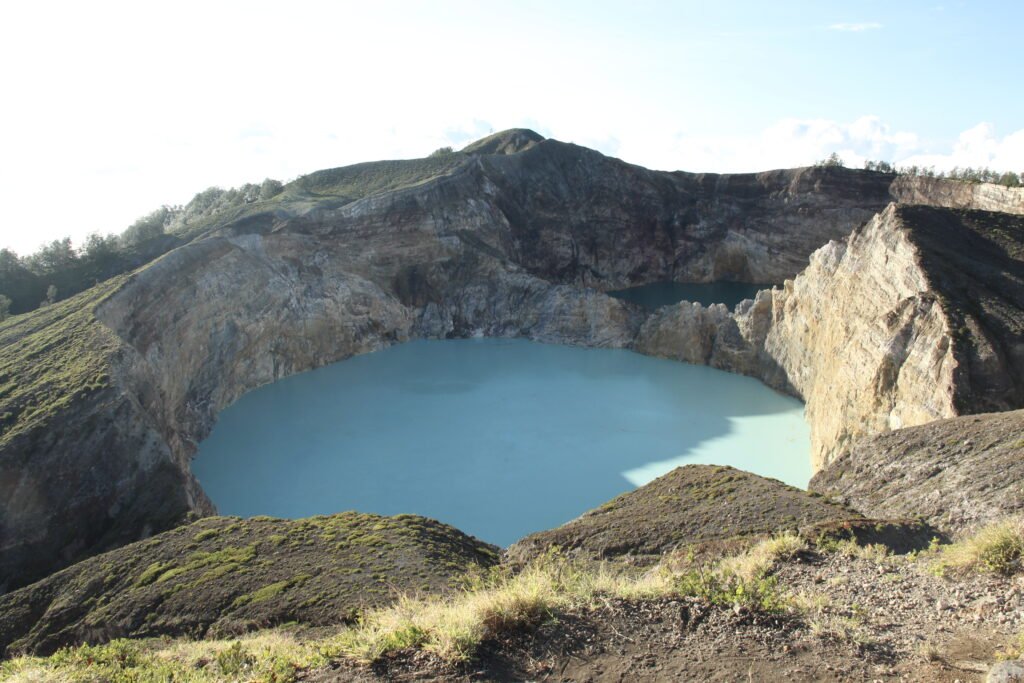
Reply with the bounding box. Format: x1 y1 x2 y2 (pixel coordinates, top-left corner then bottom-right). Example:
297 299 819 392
0 178 284 320
816 154 1022 188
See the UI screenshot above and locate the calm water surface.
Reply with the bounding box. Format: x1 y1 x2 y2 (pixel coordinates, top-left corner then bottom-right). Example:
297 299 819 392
193 339 809 546
608 281 770 310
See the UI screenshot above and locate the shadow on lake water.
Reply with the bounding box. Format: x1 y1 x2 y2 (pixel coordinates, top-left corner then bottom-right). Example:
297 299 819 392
608 281 771 310
192 339 809 546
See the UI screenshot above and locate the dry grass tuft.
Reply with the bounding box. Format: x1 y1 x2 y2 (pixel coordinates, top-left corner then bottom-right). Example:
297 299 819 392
930 517 1024 576
719 533 807 582
2 533 815 676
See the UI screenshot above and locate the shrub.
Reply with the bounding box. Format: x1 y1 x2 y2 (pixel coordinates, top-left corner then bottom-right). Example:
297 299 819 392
816 152 844 168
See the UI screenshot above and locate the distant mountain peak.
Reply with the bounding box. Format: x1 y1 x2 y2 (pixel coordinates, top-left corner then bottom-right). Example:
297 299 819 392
461 128 544 156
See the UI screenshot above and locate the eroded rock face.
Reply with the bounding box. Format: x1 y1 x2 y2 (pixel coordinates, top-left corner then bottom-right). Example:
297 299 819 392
891 175 1024 215
638 205 1024 470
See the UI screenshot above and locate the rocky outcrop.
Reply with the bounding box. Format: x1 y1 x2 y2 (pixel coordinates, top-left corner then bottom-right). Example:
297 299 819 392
891 175 1024 215
3 129 1023 592
638 205 1024 470
811 409 1024 534
506 465 856 563
0 512 498 658
506 464 936 564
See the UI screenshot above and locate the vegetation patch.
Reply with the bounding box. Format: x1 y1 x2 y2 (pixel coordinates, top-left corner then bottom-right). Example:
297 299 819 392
0 631 327 683
287 154 467 202
337 538 805 665
1 533 816 678
0 277 125 445
0 513 500 658
929 517 1024 576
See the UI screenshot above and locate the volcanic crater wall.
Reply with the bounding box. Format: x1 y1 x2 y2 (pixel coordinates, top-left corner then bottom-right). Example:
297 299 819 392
4 133 1024 592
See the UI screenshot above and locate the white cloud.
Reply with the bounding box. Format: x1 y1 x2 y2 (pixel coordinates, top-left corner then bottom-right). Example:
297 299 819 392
828 22 882 32
0 2 1016 256
617 116 921 173
898 123 1024 172
610 117 1024 177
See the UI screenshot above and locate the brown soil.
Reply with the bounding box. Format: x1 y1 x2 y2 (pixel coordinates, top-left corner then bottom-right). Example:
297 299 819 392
309 549 1024 683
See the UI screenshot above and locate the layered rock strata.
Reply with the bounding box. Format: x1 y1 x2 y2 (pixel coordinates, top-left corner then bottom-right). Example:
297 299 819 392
638 205 1024 470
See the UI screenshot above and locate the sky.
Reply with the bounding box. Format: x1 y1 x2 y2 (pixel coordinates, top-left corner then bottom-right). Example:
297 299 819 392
1 0 1022 255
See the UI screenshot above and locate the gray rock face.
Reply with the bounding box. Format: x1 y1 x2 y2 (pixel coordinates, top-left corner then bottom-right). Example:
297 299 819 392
987 660 1024 683
638 205 1024 471
2 130 1023 591
810 409 1024 534
891 174 1024 215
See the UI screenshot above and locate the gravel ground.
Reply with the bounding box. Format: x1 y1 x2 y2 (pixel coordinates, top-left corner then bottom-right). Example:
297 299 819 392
307 549 1024 682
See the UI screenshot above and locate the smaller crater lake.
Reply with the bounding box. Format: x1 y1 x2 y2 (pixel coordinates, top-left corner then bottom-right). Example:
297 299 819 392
608 281 770 310
193 339 810 546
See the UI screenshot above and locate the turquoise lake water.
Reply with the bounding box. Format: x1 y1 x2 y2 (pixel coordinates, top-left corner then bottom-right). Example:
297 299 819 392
192 338 810 546
608 281 769 310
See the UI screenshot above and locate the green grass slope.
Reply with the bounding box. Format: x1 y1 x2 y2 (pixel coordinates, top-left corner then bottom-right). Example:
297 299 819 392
0 276 126 445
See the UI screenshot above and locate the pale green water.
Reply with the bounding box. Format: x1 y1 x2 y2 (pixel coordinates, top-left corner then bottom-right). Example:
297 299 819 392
608 281 769 310
193 339 810 546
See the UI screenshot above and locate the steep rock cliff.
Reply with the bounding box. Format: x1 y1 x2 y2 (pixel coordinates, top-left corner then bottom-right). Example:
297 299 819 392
890 175 1024 215
638 205 1024 470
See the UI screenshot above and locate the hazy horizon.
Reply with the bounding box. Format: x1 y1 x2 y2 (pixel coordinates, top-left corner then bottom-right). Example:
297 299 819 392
2 0 1022 255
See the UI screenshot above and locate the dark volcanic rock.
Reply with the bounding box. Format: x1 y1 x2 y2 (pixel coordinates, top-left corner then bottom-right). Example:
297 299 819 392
506 465 862 563
0 512 498 657
811 410 1024 535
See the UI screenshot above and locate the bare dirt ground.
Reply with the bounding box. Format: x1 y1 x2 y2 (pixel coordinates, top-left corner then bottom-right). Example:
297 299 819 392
307 550 1024 682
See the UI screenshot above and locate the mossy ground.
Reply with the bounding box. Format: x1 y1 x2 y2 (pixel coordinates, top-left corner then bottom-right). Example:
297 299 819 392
0 535 831 681
0 276 125 444
0 513 499 658
9 520 1019 682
